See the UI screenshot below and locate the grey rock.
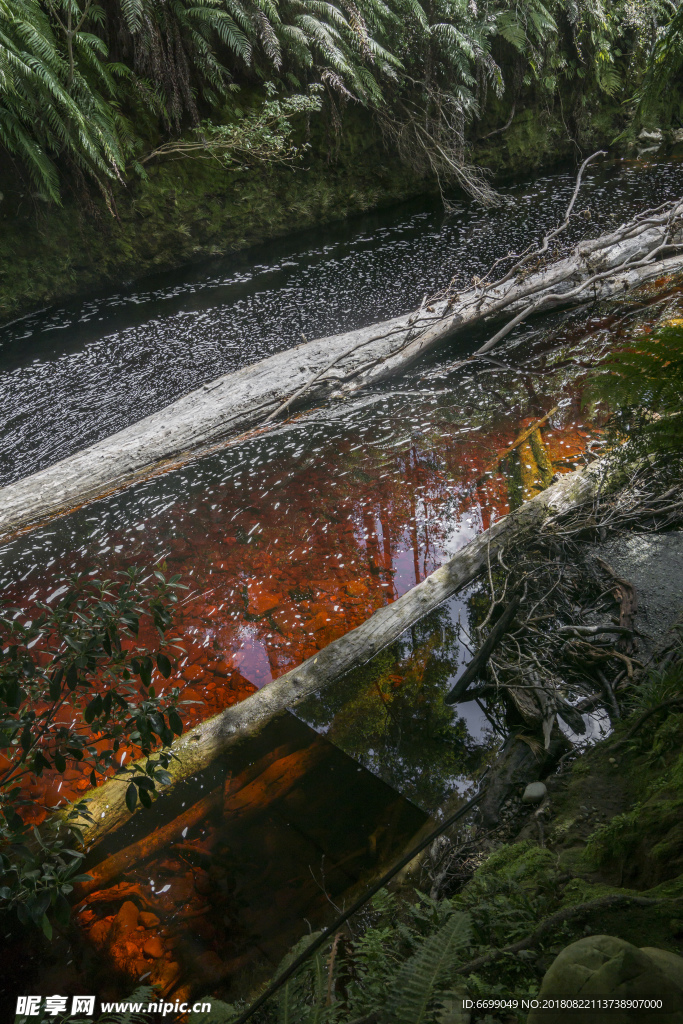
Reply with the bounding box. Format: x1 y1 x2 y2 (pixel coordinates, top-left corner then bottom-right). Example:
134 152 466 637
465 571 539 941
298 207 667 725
522 781 547 804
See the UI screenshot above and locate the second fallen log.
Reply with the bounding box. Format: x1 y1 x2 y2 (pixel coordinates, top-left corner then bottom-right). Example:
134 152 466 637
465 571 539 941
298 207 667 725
57 458 616 851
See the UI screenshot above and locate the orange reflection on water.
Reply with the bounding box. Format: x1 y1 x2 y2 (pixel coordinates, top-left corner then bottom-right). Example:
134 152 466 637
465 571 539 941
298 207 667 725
3 395 599 820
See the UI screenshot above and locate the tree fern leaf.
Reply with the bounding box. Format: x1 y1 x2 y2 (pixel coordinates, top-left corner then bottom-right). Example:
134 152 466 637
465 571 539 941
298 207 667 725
120 0 146 34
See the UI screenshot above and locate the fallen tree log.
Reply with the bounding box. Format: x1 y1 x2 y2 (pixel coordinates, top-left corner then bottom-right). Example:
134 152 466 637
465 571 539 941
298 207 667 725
0 188 681 542
58 457 617 851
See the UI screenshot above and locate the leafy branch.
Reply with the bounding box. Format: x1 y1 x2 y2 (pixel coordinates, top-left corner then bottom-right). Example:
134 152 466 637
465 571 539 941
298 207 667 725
138 89 323 167
0 567 186 936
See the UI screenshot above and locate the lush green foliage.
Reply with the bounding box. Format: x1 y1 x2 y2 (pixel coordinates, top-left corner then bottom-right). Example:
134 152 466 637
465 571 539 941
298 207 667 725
583 631 683 873
0 568 184 937
187 878 555 1023
633 3 683 123
585 316 683 466
138 87 323 168
2 0 682 203
187 893 476 1024
0 0 132 199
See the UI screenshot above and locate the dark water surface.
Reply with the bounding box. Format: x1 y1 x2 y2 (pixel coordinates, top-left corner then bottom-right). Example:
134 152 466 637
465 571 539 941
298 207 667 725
2 157 682 486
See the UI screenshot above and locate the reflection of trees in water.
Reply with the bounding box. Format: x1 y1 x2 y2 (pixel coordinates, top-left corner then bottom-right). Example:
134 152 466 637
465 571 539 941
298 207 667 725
297 604 499 811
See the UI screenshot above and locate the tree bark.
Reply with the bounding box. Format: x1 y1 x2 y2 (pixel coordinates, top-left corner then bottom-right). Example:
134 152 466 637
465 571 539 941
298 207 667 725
59 458 616 850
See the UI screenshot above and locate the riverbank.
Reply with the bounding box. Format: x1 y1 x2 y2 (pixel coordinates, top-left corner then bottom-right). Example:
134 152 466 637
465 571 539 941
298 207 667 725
0 92 625 327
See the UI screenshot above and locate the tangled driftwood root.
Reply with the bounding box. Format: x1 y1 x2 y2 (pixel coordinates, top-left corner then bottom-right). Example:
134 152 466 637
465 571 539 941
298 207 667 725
447 462 683 735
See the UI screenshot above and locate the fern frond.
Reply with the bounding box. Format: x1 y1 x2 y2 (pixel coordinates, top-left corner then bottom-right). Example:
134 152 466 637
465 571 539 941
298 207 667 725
385 911 472 1024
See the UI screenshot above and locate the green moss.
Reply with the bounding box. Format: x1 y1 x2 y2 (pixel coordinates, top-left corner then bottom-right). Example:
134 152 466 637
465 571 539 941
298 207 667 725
472 89 625 181
476 840 556 887
449 647 683 984
0 110 430 323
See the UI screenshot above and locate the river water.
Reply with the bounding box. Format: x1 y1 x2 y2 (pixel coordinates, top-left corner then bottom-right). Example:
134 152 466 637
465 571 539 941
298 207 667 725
2 156 683 1012
2 156 682 486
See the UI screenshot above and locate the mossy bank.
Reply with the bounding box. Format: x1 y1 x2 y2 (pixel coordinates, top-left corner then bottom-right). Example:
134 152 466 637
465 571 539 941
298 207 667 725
0 93 624 326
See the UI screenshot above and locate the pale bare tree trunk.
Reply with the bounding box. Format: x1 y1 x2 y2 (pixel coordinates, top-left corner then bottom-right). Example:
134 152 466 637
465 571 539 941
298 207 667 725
0 201 680 544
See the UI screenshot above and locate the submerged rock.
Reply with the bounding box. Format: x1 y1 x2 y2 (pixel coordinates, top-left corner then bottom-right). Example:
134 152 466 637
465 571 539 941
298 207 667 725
143 936 164 959
109 900 139 941
139 911 160 928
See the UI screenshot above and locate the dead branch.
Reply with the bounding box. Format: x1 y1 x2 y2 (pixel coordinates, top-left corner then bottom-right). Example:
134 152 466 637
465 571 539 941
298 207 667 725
479 151 606 291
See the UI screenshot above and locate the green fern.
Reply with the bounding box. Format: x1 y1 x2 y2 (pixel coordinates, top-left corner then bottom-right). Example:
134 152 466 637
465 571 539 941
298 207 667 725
272 930 341 1024
2 0 679 202
632 3 683 121
385 911 472 1024
583 317 683 465
189 1001 241 1024
57 986 155 1024
0 0 131 199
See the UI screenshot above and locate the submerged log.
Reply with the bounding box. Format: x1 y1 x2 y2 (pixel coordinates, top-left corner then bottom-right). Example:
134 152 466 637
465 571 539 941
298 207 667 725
444 594 522 704
59 458 617 850
0 200 681 541
77 739 329 896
